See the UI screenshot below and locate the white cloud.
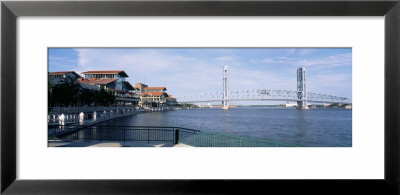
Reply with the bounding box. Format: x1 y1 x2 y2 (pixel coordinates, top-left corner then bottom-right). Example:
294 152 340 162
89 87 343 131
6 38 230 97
215 56 240 61
261 58 276 64
307 73 352 98
313 74 351 87
298 49 315 56
296 53 352 69
277 56 296 60
229 68 295 91
284 49 296 55
276 56 297 63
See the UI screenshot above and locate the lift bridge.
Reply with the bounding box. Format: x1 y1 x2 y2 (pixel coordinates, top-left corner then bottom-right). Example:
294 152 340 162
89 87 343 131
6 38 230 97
176 66 351 109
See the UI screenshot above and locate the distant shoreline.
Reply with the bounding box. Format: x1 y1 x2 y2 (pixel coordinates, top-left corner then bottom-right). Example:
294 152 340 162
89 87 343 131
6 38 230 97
196 104 352 109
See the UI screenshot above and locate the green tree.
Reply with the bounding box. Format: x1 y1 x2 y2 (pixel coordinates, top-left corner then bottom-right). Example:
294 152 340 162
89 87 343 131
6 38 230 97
49 76 117 107
51 76 81 106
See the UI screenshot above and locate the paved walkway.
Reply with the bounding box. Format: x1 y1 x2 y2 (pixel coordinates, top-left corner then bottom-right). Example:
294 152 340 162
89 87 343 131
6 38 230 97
48 140 192 147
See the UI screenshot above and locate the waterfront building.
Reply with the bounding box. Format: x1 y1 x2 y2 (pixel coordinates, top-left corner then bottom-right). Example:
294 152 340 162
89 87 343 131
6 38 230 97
322 103 332 107
49 71 100 91
141 87 168 107
135 83 148 93
79 70 138 106
49 70 177 107
78 76 119 90
107 88 139 106
166 94 178 106
345 104 352 109
81 70 134 91
144 87 166 93
49 71 81 85
285 101 297 107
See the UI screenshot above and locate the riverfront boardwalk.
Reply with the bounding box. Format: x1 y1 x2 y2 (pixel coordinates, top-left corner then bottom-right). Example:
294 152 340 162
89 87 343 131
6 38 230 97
48 110 143 138
48 107 185 139
48 140 192 147
48 106 141 126
48 106 181 126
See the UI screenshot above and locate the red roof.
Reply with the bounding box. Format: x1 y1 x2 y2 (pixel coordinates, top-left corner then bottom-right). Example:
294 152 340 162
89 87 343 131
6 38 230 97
81 70 129 77
142 92 164 96
49 71 81 78
144 87 166 90
78 78 117 85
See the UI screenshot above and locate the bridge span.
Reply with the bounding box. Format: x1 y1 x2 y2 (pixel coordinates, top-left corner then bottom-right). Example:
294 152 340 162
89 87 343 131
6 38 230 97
176 66 351 108
176 89 350 104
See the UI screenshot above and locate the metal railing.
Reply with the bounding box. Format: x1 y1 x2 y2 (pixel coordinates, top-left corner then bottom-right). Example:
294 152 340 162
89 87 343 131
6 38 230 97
49 125 298 147
48 109 139 126
48 106 136 114
178 131 298 147
50 126 200 144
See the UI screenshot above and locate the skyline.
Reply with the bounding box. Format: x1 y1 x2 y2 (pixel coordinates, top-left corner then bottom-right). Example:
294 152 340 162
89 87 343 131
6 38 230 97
49 48 352 103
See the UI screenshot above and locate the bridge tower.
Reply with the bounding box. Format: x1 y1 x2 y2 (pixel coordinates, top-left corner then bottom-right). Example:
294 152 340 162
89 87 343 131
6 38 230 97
297 67 308 110
222 65 229 110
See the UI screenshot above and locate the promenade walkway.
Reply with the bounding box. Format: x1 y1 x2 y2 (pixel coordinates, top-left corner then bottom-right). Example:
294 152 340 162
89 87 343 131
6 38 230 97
48 140 192 147
48 107 141 126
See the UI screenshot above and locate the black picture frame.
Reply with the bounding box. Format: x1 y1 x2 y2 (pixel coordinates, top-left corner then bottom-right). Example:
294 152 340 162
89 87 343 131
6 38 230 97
1 0 400 194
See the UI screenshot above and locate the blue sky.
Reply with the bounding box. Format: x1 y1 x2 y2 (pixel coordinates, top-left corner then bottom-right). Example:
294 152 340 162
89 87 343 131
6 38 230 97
48 48 352 104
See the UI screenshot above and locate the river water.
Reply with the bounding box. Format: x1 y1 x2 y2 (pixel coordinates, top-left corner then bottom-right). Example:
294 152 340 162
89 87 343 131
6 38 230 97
96 107 352 147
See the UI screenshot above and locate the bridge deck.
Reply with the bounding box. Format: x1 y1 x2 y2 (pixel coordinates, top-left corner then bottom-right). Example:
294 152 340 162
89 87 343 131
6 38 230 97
177 89 351 104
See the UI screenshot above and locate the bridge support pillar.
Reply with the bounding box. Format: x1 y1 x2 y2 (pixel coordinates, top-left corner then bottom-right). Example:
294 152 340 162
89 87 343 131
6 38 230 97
222 65 230 110
297 67 308 110
297 101 308 110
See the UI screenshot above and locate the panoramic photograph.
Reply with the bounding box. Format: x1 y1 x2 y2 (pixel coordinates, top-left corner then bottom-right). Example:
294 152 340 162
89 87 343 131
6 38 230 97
48 48 352 147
